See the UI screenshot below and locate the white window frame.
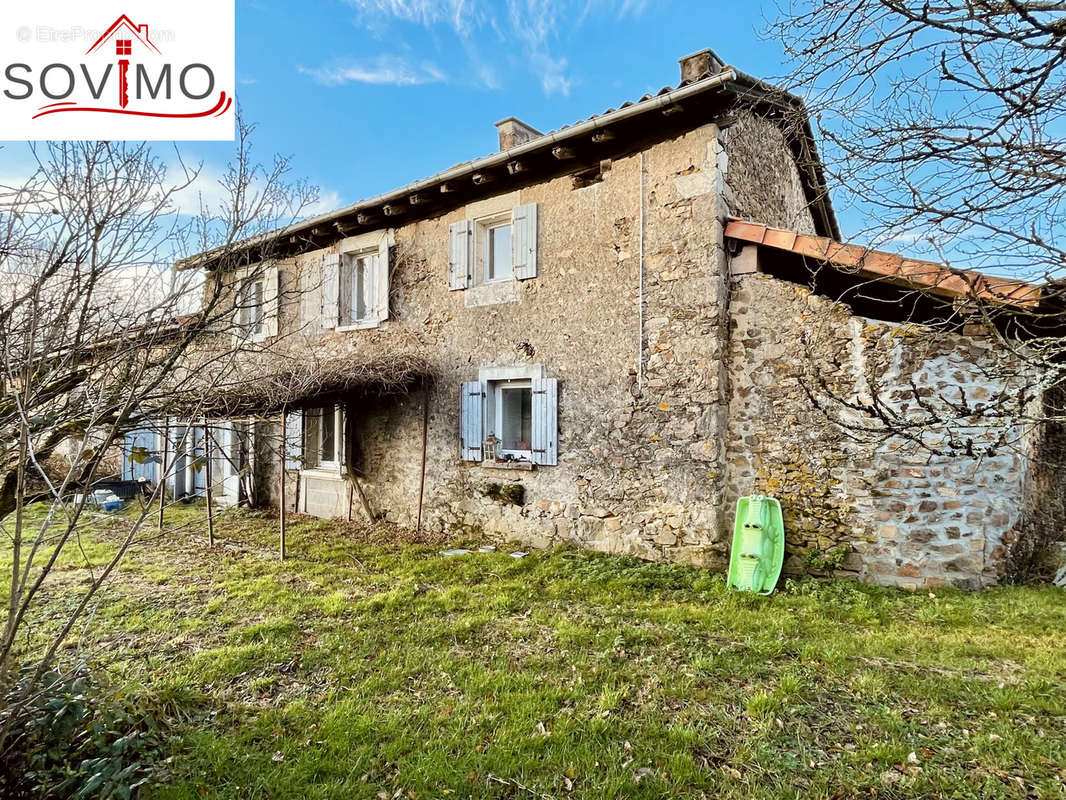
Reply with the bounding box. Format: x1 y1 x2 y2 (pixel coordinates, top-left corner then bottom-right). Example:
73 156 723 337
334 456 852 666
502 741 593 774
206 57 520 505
303 405 343 473
476 211 514 285
337 248 378 330
240 277 267 341
490 379 534 459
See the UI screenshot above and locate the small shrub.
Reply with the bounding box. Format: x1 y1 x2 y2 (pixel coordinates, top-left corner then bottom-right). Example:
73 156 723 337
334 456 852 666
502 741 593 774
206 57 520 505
803 544 851 572
483 482 524 505
0 664 174 800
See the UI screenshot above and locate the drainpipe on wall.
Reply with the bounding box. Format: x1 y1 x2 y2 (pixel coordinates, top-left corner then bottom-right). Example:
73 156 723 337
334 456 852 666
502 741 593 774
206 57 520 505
638 151 645 393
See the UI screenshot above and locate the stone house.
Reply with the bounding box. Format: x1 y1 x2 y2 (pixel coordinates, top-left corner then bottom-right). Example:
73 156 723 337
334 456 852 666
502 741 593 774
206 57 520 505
143 48 1057 590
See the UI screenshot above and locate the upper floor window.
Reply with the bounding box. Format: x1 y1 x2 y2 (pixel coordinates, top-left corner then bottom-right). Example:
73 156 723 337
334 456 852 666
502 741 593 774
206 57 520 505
320 234 391 331
245 279 265 336
234 268 277 342
116 40 132 56
339 251 377 326
449 202 537 291
483 217 512 282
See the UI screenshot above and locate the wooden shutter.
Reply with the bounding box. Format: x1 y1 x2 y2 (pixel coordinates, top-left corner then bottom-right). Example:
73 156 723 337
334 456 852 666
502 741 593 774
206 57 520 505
460 381 484 461
299 263 317 332
373 239 390 321
339 405 348 470
263 266 280 337
531 377 557 465
449 221 472 291
284 410 302 470
232 275 246 345
512 203 538 280
321 252 340 329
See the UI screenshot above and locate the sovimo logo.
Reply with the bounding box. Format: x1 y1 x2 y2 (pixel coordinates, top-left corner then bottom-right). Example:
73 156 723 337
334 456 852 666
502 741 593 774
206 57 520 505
1 2 234 141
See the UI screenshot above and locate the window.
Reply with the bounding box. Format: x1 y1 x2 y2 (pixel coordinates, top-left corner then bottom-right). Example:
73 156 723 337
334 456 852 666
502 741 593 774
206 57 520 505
302 406 341 469
495 381 532 456
449 203 538 291
239 278 265 338
320 236 390 330
484 221 512 282
460 368 557 465
116 39 132 56
339 252 375 326
320 406 336 464
232 266 277 342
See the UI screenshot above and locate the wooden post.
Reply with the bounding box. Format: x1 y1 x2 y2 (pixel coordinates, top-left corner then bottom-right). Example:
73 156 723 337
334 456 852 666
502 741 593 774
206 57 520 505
416 386 430 535
279 407 287 561
157 419 169 531
204 417 214 547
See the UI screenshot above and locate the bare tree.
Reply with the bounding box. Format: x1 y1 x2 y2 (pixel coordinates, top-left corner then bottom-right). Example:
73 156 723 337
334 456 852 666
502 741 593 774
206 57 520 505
0 118 317 751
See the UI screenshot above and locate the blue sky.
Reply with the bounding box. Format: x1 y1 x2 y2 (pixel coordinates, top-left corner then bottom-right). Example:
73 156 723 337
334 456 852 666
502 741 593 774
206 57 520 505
0 2 836 232
210 0 794 218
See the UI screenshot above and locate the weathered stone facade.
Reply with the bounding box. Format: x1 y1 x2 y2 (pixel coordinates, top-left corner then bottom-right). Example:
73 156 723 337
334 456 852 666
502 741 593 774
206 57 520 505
724 275 1036 589
197 83 1044 589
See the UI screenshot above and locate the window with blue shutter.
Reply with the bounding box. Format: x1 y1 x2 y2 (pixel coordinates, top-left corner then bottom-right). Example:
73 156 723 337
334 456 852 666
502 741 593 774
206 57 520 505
460 381 484 461
530 377 557 465
284 411 302 469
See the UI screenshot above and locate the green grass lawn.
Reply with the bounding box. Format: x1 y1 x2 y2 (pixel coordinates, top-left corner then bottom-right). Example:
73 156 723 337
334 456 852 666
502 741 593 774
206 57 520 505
4 504 1066 799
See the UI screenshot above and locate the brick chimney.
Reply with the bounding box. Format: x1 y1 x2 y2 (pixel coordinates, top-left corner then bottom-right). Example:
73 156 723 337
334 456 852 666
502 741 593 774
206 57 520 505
678 48 724 84
495 117 542 151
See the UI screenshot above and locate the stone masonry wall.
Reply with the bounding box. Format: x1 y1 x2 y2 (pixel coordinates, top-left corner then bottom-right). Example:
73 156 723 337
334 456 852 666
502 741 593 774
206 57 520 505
235 106 1041 590
254 122 736 565
725 274 1035 589
723 111 817 234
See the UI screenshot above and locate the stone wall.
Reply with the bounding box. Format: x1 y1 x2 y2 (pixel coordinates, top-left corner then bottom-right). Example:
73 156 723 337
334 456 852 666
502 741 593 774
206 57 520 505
253 122 737 566
723 110 817 234
725 273 1036 589
232 109 1043 591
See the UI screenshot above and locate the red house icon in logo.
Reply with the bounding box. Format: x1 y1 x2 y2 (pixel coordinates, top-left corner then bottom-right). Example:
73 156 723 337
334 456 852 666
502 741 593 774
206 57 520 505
86 15 162 109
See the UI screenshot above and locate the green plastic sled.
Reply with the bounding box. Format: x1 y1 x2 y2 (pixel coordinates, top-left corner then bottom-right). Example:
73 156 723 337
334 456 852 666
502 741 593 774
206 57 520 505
726 495 785 595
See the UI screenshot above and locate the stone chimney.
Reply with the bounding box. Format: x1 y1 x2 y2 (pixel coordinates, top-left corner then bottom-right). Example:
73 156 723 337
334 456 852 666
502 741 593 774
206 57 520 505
678 48 724 84
495 117 542 151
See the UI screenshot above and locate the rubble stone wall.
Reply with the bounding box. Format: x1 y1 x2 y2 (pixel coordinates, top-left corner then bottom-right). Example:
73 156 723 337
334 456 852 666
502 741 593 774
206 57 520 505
257 122 737 565
725 274 1036 589
243 109 1041 589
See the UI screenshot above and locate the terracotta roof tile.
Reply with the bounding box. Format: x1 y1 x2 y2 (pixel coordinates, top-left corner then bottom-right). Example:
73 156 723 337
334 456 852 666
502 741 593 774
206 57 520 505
724 218 1041 309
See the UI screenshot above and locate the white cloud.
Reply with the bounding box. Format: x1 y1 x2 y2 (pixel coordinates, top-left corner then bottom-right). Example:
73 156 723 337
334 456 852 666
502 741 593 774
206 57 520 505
304 189 343 218
344 0 483 33
298 55 446 86
336 0 648 96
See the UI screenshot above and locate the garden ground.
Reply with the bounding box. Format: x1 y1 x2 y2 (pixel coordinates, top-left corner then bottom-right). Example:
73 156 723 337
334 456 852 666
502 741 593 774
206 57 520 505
5 503 1066 798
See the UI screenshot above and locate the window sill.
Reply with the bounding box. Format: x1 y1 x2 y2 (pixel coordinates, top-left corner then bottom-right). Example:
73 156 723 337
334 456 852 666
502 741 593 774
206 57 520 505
300 466 343 478
336 319 380 332
479 460 535 471
464 280 519 308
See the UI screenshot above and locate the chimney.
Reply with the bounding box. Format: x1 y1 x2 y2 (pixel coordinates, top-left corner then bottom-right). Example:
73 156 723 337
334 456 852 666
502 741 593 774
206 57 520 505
495 117 542 151
139 24 148 37
678 48 724 84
